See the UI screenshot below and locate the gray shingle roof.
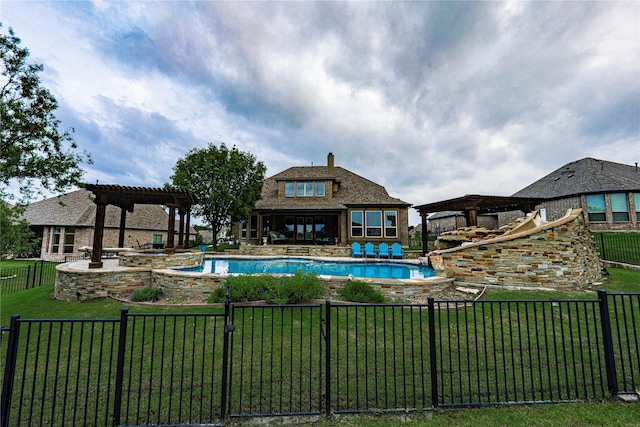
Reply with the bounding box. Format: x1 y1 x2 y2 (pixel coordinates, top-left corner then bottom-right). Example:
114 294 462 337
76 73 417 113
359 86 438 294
23 189 172 230
255 166 410 210
512 158 640 199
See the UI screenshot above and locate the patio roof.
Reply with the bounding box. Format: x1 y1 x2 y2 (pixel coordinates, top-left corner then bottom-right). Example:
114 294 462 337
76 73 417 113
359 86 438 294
413 194 544 216
83 184 197 212
83 184 197 268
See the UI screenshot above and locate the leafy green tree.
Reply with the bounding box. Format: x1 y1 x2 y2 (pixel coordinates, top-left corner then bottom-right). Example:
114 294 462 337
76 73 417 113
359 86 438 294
0 200 36 259
170 143 266 249
1 24 91 202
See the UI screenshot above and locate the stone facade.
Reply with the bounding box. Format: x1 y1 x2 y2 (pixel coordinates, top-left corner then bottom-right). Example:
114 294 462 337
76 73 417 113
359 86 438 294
429 210 602 289
56 262 151 301
119 251 204 268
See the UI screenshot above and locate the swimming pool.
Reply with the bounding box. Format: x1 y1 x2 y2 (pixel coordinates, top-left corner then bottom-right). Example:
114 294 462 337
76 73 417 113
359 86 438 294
179 257 434 280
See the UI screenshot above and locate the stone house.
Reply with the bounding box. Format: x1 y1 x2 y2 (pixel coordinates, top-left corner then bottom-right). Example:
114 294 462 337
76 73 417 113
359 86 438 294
233 153 411 247
426 158 640 233
512 158 640 231
22 189 196 260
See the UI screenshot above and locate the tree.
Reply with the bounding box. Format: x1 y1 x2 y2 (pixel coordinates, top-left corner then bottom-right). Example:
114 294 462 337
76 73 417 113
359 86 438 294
0 200 36 259
1 23 91 202
170 143 266 249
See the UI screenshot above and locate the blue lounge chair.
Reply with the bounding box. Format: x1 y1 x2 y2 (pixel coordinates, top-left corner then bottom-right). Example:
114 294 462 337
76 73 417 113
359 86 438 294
364 242 376 258
378 242 390 258
351 242 363 257
391 243 404 259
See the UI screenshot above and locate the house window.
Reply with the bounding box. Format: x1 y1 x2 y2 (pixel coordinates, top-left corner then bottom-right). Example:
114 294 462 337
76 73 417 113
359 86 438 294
63 227 75 254
52 227 61 254
384 211 397 238
297 182 314 197
153 234 163 244
365 211 382 237
634 193 640 221
285 182 295 197
351 211 363 237
610 193 629 222
240 219 247 238
586 194 606 222
315 182 325 196
250 215 258 239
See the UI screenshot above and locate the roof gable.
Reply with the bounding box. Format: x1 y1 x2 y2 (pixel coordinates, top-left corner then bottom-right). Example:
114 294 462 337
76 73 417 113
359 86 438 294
23 189 173 230
255 166 409 210
513 158 640 199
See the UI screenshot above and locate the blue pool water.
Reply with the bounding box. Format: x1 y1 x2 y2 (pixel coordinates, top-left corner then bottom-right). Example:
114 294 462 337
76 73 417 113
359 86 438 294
179 257 434 280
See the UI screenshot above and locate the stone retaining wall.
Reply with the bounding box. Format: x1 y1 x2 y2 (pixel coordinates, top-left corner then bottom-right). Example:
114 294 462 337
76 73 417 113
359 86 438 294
237 245 352 257
152 268 453 302
429 210 602 289
119 251 204 268
56 263 151 301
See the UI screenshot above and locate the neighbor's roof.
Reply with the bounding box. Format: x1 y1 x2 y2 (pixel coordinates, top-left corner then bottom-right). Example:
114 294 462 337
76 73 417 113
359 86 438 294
255 166 410 211
512 158 640 199
22 189 176 231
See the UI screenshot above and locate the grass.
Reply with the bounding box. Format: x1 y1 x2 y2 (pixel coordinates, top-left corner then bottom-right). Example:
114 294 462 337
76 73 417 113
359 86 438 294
1 268 638 425
223 401 640 426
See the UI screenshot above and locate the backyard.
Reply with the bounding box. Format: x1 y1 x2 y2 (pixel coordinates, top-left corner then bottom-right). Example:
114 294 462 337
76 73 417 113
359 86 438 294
1 267 638 426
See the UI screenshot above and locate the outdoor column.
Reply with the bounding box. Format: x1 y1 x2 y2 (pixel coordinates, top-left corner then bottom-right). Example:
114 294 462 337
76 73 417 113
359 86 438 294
186 209 191 248
422 213 429 256
90 201 106 269
118 207 127 248
465 208 478 227
177 209 185 250
166 204 176 254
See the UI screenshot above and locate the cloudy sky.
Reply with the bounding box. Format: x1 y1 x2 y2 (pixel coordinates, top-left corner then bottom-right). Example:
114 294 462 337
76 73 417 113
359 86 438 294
2 1 638 225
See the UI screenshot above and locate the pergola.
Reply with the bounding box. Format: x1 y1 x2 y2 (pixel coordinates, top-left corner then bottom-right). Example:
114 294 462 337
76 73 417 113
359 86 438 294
413 194 544 255
84 184 198 269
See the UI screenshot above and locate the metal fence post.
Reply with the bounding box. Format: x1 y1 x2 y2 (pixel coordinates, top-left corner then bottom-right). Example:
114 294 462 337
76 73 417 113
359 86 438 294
220 286 233 420
427 297 439 408
112 308 129 427
324 300 332 418
1 315 21 427
25 265 31 289
597 290 618 395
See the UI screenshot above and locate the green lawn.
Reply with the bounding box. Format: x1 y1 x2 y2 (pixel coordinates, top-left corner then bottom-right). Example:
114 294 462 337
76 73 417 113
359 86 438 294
1 268 638 426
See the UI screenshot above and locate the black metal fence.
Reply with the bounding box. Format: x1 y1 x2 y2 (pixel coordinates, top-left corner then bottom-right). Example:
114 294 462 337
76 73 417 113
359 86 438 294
1 292 639 426
592 232 640 266
0 261 60 295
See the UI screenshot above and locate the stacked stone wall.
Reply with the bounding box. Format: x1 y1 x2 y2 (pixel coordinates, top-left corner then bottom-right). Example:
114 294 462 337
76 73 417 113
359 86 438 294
119 251 204 268
56 264 151 301
429 212 602 289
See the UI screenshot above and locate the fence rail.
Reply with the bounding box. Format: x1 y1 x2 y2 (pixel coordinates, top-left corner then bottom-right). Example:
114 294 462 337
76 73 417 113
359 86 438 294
0 261 60 295
1 292 639 426
592 232 640 266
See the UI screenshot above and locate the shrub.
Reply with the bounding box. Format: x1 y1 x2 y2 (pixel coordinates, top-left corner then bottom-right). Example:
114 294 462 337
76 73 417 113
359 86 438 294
207 274 277 303
339 280 386 303
130 287 163 302
270 270 324 304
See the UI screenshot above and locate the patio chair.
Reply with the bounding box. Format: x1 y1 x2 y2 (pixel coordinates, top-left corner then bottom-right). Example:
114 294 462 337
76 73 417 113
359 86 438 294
364 242 376 258
269 231 288 244
378 242 390 258
391 243 404 259
351 242 364 257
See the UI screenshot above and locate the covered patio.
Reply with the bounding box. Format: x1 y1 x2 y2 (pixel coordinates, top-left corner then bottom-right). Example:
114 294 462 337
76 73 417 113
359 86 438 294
414 194 544 255
84 184 197 268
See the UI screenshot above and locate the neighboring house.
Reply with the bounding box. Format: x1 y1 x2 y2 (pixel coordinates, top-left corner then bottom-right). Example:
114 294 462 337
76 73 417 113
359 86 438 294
22 189 196 260
427 211 499 235
512 158 640 231
233 153 411 246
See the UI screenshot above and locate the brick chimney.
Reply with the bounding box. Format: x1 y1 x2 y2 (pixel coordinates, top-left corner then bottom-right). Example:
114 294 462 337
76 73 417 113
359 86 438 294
327 152 334 175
